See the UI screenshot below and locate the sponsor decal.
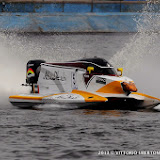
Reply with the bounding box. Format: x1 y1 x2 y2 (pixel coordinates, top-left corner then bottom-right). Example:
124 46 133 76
83 74 89 78
83 74 95 88
72 72 78 89
43 70 66 81
54 94 78 100
96 77 106 84
27 68 35 77
27 64 34 67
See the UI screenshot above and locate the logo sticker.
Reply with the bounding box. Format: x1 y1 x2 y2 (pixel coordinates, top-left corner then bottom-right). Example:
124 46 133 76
54 94 78 100
96 77 106 84
43 70 66 81
27 68 35 77
72 72 78 89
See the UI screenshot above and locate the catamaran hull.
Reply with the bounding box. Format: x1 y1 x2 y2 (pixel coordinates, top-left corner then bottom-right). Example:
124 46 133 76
9 58 160 110
9 92 160 110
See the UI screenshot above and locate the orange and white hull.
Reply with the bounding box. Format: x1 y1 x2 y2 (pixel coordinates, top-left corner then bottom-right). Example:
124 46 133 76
9 59 160 110
9 90 160 110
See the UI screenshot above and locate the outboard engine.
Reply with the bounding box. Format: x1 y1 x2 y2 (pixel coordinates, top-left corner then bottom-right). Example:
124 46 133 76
26 60 46 84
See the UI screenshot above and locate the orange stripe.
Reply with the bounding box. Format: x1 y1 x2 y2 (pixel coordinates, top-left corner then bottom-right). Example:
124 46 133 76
72 90 107 102
9 95 43 100
96 81 124 94
132 92 160 101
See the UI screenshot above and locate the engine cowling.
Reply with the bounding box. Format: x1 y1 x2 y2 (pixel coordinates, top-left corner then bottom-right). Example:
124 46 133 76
26 60 46 84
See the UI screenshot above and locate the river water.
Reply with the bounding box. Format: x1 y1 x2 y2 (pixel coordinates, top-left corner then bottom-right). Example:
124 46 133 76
0 32 160 160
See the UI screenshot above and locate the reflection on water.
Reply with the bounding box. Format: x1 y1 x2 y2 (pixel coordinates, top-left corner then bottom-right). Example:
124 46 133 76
82 109 123 117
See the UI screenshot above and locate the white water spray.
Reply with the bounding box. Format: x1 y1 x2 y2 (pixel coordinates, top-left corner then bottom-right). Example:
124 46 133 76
0 34 27 103
110 1 160 97
0 33 84 103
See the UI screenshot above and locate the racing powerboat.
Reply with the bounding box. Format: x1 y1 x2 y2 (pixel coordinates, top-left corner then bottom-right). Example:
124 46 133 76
9 57 160 110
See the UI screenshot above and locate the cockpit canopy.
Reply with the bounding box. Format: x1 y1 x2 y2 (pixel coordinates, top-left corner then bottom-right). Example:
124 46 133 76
47 57 118 76
72 57 118 76
76 57 113 67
